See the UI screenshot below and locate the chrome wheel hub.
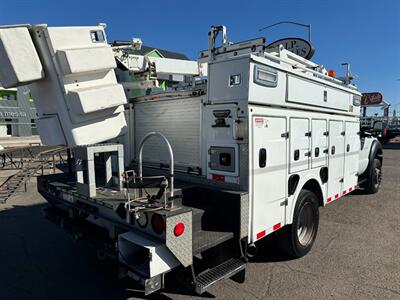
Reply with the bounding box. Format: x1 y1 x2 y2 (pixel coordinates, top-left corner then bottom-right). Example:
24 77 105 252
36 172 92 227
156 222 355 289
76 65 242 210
374 166 382 188
297 202 315 247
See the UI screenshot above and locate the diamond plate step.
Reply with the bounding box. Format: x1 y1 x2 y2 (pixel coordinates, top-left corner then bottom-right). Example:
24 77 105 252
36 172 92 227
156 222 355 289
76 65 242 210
193 230 234 255
195 258 246 294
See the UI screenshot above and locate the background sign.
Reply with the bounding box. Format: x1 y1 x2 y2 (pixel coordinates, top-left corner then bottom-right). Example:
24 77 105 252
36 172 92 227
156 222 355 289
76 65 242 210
266 38 315 59
361 92 383 106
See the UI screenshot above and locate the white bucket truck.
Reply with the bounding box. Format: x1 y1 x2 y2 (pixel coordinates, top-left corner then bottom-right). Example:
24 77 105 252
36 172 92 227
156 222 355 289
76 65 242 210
0 24 382 295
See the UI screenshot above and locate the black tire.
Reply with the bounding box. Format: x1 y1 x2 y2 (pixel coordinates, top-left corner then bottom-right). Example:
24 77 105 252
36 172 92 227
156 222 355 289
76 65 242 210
279 189 319 258
364 158 382 194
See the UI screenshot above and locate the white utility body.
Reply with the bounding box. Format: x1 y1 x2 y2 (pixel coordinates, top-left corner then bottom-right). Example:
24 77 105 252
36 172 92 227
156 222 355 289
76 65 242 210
202 38 366 241
0 24 383 296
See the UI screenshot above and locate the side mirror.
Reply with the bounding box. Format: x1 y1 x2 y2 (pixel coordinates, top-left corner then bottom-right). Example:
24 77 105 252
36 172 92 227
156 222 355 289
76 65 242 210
373 121 383 131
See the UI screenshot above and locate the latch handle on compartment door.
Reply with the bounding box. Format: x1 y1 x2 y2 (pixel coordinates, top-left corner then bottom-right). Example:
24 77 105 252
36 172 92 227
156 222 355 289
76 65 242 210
259 148 267 168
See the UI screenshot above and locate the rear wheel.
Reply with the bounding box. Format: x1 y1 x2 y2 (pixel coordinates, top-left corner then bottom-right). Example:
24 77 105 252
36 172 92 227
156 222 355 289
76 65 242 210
363 158 382 194
279 189 319 258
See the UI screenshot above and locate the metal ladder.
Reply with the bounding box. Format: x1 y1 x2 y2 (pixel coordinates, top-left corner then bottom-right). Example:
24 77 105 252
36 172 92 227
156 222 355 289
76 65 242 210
0 147 65 203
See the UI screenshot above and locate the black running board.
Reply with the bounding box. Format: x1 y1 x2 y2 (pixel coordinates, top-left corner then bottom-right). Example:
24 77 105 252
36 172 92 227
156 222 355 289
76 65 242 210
195 258 246 294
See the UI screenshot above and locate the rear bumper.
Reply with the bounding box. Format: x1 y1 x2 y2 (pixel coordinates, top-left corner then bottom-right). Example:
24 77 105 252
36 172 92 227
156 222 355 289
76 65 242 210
118 231 180 279
37 175 249 295
42 203 179 295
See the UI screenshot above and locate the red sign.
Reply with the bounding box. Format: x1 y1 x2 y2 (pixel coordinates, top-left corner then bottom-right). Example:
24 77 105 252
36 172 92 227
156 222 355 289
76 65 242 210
361 92 383 106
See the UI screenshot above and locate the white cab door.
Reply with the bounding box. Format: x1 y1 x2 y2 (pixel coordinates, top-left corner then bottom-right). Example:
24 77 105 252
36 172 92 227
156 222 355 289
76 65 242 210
327 120 344 200
343 122 360 193
290 118 310 173
252 116 287 240
311 119 328 168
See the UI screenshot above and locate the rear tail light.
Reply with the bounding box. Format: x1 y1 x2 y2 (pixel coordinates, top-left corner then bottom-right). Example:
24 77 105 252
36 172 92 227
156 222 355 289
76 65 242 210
174 222 185 237
151 214 165 234
212 174 225 181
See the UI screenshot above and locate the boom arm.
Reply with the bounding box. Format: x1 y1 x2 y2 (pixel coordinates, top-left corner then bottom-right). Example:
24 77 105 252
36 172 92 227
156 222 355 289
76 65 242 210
0 24 128 146
114 48 207 76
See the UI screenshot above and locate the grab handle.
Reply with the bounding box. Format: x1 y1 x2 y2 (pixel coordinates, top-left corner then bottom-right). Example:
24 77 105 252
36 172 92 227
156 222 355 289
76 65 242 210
138 132 174 197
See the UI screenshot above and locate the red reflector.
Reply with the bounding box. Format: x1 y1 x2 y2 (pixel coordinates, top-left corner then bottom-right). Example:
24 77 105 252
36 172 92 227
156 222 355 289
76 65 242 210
349 187 353 192
335 194 339 199
355 184 359 189
256 230 266 240
273 223 281 231
212 174 225 181
342 190 347 195
327 197 332 203
174 222 185 237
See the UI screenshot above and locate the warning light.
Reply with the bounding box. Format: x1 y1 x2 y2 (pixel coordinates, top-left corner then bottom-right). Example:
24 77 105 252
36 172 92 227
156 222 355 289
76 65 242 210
328 69 336 77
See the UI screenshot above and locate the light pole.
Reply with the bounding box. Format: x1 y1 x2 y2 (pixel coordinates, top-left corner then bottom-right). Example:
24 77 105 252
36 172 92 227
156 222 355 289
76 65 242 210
258 21 312 42
393 103 400 117
395 79 400 116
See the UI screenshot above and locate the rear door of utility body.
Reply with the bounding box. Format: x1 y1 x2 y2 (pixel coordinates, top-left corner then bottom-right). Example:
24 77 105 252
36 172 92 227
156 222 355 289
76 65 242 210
251 115 287 241
327 120 345 201
343 121 360 194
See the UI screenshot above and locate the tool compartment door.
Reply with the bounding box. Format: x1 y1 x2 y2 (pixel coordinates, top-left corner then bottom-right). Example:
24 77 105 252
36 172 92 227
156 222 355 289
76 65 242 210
289 118 310 173
311 119 328 168
327 120 344 200
343 121 360 193
252 116 287 240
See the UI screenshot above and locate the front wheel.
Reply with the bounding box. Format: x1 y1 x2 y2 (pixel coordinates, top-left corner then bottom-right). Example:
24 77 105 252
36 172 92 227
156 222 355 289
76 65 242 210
279 189 319 258
363 158 382 194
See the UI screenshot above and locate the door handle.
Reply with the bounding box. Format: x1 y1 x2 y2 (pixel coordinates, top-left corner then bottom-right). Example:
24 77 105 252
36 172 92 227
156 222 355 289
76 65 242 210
346 144 350 152
331 146 336 155
294 149 300 161
259 148 267 168
314 147 320 157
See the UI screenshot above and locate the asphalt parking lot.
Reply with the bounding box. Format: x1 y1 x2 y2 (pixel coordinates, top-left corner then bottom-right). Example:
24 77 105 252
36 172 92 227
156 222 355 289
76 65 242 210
0 143 399 300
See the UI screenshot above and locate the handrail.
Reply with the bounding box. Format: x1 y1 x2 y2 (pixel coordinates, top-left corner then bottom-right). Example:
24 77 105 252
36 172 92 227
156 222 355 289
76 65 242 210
262 51 346 85
138 132 175 197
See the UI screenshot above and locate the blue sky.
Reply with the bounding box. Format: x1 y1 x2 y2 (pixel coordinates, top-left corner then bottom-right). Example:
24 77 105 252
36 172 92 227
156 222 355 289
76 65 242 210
2 0 400 111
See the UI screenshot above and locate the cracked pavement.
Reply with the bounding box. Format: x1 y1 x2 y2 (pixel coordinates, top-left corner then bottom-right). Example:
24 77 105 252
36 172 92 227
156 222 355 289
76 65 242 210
0 144 399 299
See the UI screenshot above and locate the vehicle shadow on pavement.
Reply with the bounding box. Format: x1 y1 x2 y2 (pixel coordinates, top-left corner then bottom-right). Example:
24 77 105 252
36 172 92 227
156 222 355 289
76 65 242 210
249 234 295 263
0 202 214 300
382 143 400 150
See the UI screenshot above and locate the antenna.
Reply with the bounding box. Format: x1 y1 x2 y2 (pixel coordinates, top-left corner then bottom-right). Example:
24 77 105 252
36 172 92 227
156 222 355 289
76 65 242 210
340 63 354 85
